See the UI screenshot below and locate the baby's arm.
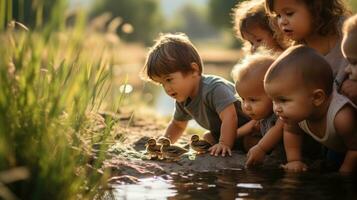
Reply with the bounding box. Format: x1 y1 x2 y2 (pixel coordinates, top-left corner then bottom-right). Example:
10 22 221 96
281 123 307 172
245 119 284 167
237 120 259 138
334 105 357 173
340 79 357 105
209 103 237 157
164 119 188 144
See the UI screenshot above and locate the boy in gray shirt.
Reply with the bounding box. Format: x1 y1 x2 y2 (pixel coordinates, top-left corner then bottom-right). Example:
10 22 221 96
142 33 250 156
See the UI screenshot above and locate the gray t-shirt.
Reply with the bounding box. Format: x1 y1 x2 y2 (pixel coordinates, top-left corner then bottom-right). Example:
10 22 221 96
259 113 278 137
174 74 248 135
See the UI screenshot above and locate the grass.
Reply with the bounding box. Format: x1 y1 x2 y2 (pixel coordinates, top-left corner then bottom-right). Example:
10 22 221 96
0 0 127 199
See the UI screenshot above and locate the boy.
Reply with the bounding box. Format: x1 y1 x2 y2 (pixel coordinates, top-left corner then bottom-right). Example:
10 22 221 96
142 33 250 157
232 51 285 167
264 45 357 173
341 14 357 105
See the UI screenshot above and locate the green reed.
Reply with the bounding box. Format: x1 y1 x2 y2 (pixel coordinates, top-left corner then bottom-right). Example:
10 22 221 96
0 0 120 199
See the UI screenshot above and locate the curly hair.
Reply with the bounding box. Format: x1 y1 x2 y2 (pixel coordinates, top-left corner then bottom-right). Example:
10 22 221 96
232 0 289 52
265 0 351 36
233 0 271 40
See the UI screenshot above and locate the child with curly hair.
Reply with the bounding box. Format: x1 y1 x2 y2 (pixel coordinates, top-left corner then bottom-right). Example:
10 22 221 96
233 0 288 53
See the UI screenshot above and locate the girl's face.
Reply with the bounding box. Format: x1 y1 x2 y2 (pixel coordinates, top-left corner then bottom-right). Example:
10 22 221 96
242 25 281 52
273 0 313 41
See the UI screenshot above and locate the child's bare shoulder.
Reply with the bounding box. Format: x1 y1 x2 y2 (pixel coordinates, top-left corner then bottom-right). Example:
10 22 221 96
334 104 357 135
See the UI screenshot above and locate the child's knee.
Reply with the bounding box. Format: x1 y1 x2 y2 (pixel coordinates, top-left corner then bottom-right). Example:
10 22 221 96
203 132 217 145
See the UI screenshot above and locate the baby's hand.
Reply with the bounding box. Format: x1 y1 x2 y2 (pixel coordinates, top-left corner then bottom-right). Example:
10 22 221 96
209 143 232 157
245 145 266 168
281 161 307 172
341 79 357 103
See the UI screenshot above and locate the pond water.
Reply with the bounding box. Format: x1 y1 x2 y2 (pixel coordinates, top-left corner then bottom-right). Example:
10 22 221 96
115 70 357 199
110 168 357 199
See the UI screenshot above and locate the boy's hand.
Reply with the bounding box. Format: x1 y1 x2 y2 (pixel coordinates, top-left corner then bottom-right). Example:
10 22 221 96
245 145 266 168
281 161 307 172
209 143 232 157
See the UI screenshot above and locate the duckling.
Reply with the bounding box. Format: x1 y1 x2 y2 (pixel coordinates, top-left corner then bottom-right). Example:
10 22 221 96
190 134 212 154
145 138 162 159
159 138 188 161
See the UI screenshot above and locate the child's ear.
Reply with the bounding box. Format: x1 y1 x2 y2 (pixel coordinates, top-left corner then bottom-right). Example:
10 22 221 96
190 62 200 75
312 89 327 106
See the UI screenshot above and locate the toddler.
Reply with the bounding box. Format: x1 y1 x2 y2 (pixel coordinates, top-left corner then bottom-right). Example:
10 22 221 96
233 0 286 53
142 33 250 157
232 51 284 167
264 45 357 173
341 14 357 105
265 0 353 94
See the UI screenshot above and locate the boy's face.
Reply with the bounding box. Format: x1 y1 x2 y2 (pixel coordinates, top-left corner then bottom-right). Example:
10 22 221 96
273 0 312 41
342 32 357 81
152 71 199 103
242 25 281 52
264 73 315 124
236 79 273 120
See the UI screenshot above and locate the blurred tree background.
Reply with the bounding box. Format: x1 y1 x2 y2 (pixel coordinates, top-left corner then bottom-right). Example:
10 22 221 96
8 0 357 46
90 0 164 44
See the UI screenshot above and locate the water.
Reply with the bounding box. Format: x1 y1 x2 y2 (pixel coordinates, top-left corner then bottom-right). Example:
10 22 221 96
111 169 357 199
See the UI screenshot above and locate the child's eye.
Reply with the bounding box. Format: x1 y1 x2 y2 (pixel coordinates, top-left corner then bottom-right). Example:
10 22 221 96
165 78 173 82
256 39 262 43
286 12 294 16
248 98 257 102
276 14 281 18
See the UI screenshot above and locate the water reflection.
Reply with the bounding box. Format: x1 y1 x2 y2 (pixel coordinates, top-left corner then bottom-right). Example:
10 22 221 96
112 169 357 200
113 177 176 200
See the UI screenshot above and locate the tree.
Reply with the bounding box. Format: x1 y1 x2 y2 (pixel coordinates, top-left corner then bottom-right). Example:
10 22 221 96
90 0 163 44
167 4 219 40
208 0 241 29
11 0 63 28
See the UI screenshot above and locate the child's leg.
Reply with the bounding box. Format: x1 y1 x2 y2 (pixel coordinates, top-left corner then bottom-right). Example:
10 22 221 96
242 134 260 152
203 131 217 145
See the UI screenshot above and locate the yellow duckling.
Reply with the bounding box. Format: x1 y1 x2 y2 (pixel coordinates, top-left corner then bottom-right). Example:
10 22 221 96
159 138 188 161
145 138 162 159
190 134 212 154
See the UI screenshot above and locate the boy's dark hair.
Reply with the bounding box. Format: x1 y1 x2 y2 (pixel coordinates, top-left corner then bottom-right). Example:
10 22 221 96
142 33 203 81
265 45 334 95
265 0 350 36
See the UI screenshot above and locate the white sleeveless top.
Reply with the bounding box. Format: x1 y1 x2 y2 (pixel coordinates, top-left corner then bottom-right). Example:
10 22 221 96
298 91 355 152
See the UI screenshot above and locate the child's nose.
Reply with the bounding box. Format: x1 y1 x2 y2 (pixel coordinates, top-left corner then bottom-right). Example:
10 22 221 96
163 84 172 93
243 102 251 111
279 16 289 26
273 103 282 114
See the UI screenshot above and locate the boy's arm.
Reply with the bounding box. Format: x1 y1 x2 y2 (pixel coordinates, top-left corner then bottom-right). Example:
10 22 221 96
164 119 188 144
209 103 237 157
281 123 307 172
237 120 258 138
246 119 284 167
334 105 357 173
